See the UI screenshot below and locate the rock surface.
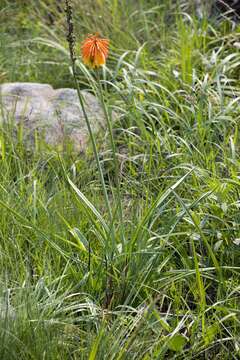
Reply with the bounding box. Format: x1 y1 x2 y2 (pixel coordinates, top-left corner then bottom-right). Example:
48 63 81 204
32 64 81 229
0 83 106 151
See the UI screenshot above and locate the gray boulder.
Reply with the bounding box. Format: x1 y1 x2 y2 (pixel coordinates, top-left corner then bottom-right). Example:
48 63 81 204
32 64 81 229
0 83 106 151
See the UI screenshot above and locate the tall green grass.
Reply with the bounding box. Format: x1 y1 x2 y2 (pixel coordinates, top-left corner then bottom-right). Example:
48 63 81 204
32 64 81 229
0 0 240 358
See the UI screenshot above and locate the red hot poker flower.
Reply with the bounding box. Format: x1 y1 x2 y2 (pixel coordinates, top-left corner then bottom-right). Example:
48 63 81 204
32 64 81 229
81 33 109 69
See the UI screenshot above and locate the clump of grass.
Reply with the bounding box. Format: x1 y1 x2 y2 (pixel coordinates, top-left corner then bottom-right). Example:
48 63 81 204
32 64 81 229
0 0 240 358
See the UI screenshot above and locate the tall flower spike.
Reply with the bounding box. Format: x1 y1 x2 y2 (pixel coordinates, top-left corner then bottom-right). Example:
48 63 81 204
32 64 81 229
65 0 76 63
81 33 109 69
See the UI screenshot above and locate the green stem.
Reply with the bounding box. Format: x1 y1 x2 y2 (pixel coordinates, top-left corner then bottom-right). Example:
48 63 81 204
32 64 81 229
72 62 112 223
96 70 125 245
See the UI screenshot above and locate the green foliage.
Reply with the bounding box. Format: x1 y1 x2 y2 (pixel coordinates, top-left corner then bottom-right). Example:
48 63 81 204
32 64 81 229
0 0 240 359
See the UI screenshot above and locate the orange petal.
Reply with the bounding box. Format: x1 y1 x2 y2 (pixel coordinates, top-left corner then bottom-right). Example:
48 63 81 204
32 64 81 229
81 34 109 68
94 50 106 67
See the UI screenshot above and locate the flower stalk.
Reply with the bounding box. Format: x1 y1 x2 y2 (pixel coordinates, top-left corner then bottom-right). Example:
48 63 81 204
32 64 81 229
96 70 125 245
65 0 112 223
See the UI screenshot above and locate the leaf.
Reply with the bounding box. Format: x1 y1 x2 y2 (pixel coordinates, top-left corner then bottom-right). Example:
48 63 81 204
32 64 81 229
68 177 109 233
69 227 89 252
88 328 104 360
167 334 188 352
204 324 218 346
233 238 240 246
131 169 194 249
214 240 223 251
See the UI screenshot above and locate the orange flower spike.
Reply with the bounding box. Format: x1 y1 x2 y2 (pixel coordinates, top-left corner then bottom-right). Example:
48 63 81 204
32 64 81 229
81 33 109 69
